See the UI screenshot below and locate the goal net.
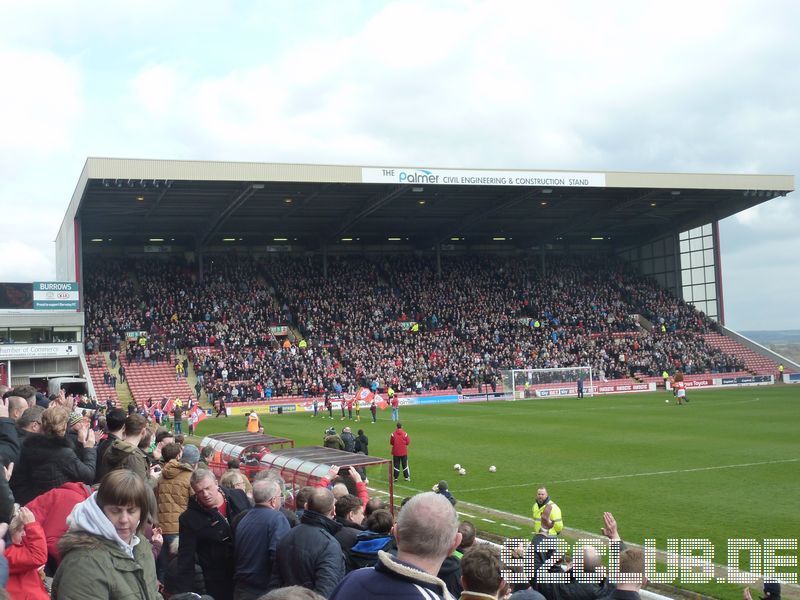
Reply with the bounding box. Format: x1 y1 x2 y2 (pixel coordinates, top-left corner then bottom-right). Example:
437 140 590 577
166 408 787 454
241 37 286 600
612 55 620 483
500 366 594 400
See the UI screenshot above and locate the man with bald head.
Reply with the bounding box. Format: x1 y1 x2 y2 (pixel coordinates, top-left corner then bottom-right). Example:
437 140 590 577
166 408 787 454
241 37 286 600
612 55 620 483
330 491 461 599
532 512 621 600
270 487 346 597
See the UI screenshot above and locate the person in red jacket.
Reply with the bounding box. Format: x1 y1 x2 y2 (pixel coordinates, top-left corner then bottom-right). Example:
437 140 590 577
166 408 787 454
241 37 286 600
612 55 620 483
25 481 92 574
390 422 411 482
5 506 50 600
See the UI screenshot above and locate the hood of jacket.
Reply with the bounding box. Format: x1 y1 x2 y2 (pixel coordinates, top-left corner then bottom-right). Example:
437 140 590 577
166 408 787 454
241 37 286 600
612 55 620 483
161 458 194 480
64 491 140 558
104 439 142 468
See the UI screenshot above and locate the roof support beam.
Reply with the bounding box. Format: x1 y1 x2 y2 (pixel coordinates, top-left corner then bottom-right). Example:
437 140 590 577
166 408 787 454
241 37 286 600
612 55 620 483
326 185 407 242
198 184 259 248
553 189 661 238
142 185 171 220
435 189 537 244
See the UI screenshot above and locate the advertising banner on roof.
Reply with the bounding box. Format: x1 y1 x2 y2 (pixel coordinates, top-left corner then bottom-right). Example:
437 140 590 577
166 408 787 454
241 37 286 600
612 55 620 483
32 282 79 310
362 167 606 187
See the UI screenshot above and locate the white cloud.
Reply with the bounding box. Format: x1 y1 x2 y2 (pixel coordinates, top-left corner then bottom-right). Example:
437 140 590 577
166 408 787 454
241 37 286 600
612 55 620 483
0 49 82 172
0 239 54 281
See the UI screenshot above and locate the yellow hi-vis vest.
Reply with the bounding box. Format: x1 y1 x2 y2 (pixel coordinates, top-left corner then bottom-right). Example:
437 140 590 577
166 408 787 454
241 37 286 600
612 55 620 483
532 500 563 536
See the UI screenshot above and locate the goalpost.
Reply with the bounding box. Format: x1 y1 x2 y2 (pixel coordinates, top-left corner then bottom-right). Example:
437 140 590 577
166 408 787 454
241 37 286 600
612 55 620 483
500 366 594 400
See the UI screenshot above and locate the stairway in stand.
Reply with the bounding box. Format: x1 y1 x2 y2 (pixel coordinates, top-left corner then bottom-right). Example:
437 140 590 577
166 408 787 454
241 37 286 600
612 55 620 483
125 355 193 407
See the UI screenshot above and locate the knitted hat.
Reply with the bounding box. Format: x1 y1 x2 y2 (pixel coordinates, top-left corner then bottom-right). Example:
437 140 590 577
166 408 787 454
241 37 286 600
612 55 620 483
181 444 201 465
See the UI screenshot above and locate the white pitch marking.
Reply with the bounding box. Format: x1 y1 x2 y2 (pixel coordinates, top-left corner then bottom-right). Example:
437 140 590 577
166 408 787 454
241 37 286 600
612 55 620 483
500 523 521 530
457 512 476 518
458 457 800 493
481 518 496 523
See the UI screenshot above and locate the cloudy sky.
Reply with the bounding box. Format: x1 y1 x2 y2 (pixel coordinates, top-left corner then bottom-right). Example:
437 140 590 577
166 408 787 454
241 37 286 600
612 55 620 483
0 0 797 330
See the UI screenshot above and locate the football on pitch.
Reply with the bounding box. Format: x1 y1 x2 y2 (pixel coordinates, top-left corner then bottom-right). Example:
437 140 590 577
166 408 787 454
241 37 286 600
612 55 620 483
454 463 461 470
665 399 669 403
489 465 497 472
459 468 467 475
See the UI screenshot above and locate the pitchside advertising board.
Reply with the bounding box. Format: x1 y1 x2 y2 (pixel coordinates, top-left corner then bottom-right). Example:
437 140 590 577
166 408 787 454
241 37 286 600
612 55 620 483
32 282 79 310
362 167 607 187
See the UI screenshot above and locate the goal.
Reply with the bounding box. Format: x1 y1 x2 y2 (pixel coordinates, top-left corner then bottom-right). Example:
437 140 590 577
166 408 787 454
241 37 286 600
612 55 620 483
500 366 594 400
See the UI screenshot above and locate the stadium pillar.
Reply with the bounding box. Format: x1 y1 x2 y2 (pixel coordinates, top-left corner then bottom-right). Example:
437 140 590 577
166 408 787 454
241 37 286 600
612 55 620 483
198 251 204 283
540 247 546 277
712 220 725 325
322 247 328 279
436 245 442 278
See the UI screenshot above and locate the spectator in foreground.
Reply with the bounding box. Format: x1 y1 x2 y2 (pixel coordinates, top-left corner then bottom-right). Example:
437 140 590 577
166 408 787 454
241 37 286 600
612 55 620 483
233 478 291 600
270 487 346 597
11 405 96 505
25 481 92 574
175 468 250 600
459 543 509 600
330 491 461 599
261 587 325 600
4 506 49 600
51 469 160 599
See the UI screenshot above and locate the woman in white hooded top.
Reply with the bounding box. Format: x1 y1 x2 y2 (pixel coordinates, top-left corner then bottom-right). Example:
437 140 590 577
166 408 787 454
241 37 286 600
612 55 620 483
52 469 160 599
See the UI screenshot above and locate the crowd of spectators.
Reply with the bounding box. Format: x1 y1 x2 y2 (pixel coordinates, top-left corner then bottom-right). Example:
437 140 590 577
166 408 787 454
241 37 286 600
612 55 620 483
83 254 743 402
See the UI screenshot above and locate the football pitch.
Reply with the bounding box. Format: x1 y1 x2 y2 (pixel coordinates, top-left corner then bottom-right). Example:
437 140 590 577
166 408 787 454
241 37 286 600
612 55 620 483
195 386 800 556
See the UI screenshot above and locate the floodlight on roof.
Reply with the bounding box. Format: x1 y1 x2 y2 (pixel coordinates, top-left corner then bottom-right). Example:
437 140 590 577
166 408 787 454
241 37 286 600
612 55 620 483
542 188 553 194
388 237 402 241
591 237 604 240
90 238 103 242
540 201 547 206
149 238 164 242
273 237 288 241
222 238 236 242
492 237 507 241
412 187 424 193
252 183 265 190
671 190 681 196
341 237 353 242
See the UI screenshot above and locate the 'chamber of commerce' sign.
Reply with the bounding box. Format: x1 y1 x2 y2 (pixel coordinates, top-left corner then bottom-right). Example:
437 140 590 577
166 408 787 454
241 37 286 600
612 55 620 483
362 167 606 188
32 282 79 310
0 343 79 359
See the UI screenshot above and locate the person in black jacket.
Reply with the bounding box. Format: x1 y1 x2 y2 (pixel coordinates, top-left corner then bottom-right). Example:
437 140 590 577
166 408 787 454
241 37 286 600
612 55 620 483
176 469 250 600
94 408 126 483
10 405 96 505
0 395 21 467
333 494 365 555
270 487 346 597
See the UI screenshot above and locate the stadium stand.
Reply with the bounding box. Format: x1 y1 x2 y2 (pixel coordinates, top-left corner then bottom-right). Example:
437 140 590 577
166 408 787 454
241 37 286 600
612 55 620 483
702 331 783 376
81 253 763 405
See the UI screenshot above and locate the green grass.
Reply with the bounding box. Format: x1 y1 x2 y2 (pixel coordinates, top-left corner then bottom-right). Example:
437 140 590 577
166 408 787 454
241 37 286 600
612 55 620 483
195 386 800 597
